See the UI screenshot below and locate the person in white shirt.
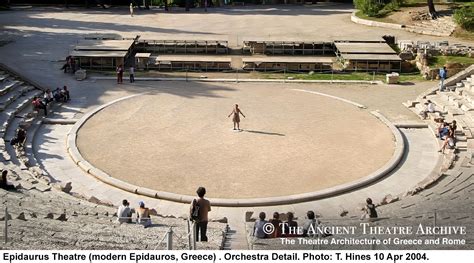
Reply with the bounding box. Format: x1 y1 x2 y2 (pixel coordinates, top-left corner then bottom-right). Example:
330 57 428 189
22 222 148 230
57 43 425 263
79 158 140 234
43 89 53 105
421 100 435 119
117 199 132 223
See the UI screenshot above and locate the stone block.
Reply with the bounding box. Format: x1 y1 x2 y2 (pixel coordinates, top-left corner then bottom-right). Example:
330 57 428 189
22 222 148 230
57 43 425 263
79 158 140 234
0 213 12 221
245 211 254 222
16 212 27 221
44 213 54 219
211 217 228 223
57 182 72 194
75 69 87 81
380 194 400 205
56 213 67 221
386 73 400 84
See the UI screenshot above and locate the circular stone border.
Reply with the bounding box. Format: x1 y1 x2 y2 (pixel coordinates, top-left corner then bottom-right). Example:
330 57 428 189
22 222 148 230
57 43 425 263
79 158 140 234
67 91 405 207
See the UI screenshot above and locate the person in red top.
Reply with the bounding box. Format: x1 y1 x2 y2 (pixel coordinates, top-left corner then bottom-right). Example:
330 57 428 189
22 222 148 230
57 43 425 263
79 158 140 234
268 212 283 238
32 96 47 116
116 64 124 84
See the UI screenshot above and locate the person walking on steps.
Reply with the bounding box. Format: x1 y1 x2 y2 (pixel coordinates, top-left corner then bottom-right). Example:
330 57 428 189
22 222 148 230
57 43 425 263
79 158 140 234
439 66 447 92
228 104 245 131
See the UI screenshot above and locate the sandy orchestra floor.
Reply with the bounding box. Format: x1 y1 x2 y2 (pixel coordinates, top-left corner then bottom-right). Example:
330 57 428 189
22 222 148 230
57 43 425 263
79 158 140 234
76 83 395 198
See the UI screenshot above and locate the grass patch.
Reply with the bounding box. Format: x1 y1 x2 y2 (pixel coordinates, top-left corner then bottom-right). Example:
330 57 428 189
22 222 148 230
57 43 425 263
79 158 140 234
428 55 474 68
85 69 426 83
355 10 395 23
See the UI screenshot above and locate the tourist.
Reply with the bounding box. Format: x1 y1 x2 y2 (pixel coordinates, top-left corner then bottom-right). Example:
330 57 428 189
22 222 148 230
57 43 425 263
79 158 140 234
0 170 15 190
302 210 320 238
70 57 76 74
439 122 450 139
439 66 447 92
253 212 268 239
116 64 124 84
282 212 298 237
43 89 53 105
129 3 134 17
267 212 282 238
32 96 47 116
117 199 132 223
10 128 26 148
227 104 246 131
362 198 378 220
53 87 64 102
136 201 151 228
190 186 211 242
450 120 457 133
61 56 71 73
61 86 70 102
439 127 456 154
129 66 135 83
420 100 435 119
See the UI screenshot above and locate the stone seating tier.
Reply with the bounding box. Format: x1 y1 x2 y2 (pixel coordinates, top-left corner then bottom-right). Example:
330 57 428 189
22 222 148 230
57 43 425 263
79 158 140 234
0 187 226 250
0 68 226 250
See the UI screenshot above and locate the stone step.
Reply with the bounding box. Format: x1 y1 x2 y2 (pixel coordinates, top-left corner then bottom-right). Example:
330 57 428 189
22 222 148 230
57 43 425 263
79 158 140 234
0 79 23 96
404 26 452 37
0 89 42 135
0 74 9 82
0 85 36 111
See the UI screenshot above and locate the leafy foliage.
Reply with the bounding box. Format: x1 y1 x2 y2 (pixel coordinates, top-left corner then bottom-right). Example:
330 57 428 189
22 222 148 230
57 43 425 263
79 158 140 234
454 5 474 31
353 0 385 17
354 0 404 17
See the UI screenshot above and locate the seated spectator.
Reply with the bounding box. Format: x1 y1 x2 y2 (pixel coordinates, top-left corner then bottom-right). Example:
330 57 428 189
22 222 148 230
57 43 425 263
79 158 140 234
449 120 457 134
10 128 26 148
362 198 378 220
439 127 456 154
32 96 47 116
253 212 268 239
420 100 435 119
282 212 299 237
53 87 65 102
439 122 450 139
136 201 151 228
43 89 54 105
0 170 16 190
117 199 132 223
302 210 320 237
267 212 282 238
61 86 70 102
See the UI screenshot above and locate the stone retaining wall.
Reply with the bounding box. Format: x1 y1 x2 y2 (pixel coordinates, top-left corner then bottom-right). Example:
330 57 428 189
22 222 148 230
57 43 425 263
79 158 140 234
350 11 404 30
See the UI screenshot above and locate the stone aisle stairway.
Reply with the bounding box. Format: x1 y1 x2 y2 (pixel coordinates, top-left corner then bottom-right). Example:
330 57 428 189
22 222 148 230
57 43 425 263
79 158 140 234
405 15 457 37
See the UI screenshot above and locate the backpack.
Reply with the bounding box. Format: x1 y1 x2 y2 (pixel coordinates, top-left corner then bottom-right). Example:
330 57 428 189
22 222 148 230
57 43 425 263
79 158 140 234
190 199 200 222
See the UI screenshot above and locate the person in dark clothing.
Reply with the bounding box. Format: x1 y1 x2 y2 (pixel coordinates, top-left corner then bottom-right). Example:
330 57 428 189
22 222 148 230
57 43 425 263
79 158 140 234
10 128 26 148
282 212 298 237
0 170 16 190
190 187 211 242
268 212 282 238
61 56 71 73
364 198 378 219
